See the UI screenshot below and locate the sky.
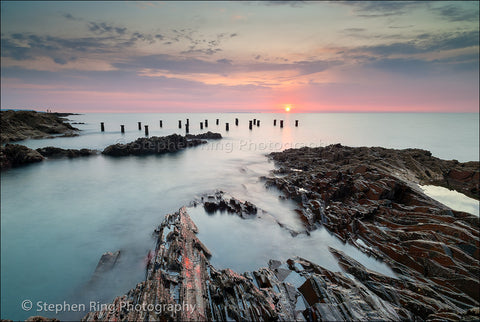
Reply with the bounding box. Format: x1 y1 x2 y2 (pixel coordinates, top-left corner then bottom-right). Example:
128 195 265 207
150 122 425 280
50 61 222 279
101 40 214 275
1 1 479 113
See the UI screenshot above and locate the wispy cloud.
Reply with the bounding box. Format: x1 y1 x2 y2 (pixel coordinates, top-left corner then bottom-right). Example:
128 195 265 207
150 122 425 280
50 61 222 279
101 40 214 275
350 30 479 56
62 12 81 21
337 1 428 18
88 21 127 35
433 3 479 22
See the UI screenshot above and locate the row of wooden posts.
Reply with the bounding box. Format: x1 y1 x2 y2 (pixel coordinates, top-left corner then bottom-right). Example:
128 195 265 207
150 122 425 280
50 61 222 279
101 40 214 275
100 118 299 135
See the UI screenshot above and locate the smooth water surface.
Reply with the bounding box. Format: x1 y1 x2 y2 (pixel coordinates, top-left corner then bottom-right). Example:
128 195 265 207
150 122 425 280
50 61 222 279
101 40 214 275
420 185 479 216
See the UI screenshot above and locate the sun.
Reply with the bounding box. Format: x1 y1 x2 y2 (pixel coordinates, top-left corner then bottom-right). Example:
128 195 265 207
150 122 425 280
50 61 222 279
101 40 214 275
285 105 291 112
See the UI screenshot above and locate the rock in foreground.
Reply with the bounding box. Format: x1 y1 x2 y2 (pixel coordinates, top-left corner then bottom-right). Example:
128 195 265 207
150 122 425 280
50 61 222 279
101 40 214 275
81 207 406 321
0 110 79 143
102 132 222 156
82 207 479 321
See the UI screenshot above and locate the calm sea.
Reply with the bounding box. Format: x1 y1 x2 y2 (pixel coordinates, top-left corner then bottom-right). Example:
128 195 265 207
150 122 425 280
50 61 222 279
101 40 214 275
1 112 479 320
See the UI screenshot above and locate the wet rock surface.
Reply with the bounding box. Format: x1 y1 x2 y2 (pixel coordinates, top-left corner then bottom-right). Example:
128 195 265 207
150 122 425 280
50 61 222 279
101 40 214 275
83 207 281 321
102 132 221 156
264 144 479 319
196 190 258 218
82 207 480 321
0 144 44 169
0 110 79 143
36 146 98 158
88 250 121 285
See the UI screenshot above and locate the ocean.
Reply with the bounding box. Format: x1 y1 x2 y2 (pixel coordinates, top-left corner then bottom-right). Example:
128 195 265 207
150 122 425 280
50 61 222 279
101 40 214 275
1 112 479 320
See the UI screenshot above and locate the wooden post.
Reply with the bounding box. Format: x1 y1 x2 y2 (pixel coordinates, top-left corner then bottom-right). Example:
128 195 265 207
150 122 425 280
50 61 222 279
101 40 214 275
100 122 105 132
257 120 260 126
144 125 149 136
138 122 141 130
216 119 219 125
186 119 189 126
159 120 163 128
249 120 252 130
178 120 182 129
253 119 256 125
186 124 189 134
205 119 208 127
235 118 239 126
200 122 203 130
274 119 277 126
226 123 229 131
120 125 125 133
295 120 299 127
280 120 284 128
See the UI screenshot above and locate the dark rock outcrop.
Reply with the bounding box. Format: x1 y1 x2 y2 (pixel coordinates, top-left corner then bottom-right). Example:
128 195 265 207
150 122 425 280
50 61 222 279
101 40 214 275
264 144 480 317
1 144 98 170
186 131 222 140
269 144 479 199
1 110 79 143
93 250 121 275
87 250 121 286
0 144 44 169
102 133 221 156
199 190 258 218
36 146 97 158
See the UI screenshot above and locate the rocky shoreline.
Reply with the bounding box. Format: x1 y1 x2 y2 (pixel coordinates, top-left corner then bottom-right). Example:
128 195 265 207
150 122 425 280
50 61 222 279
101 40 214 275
79 144 479 322
0 110 79 143
10 142 478 321
263 144 479 318
0 132 222 170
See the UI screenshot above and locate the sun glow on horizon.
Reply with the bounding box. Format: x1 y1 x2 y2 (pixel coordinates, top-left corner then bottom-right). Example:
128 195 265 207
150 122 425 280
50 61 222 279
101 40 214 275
285 104 291 112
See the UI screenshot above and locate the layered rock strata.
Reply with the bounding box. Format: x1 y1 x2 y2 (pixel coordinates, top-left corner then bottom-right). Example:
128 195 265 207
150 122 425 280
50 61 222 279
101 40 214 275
264 144 480 319
82 205 479 321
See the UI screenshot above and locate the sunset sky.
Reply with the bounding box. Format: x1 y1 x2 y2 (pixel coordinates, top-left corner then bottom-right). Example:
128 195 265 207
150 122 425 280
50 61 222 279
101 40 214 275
1 1 478 113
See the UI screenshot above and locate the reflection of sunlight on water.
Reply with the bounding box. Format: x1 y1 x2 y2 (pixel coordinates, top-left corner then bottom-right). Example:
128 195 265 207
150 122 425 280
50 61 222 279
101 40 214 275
419 185 479 216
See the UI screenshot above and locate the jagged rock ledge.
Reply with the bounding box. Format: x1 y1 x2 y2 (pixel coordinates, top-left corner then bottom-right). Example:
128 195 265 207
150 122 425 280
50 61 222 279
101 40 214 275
102 132 222 156
82 206 480 321
194 190 258 218
263 144 480 318
0 110 79 143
